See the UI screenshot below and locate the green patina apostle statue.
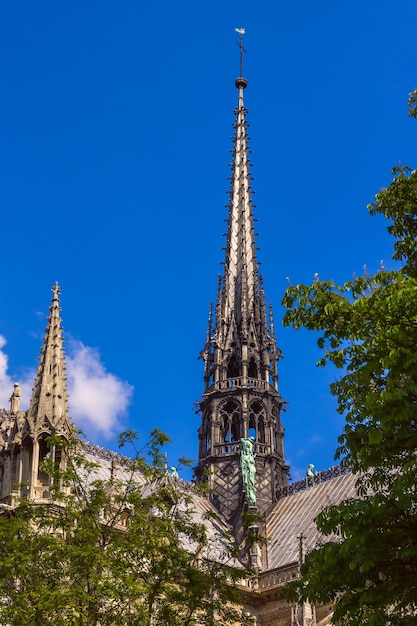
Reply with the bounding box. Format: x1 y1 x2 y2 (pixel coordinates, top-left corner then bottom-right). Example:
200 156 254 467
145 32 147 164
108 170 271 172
240 437 257 508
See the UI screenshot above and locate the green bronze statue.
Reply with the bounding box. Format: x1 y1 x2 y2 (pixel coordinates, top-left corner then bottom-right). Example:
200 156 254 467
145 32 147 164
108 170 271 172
169 466 179 478
306 463 318 485
306 463 317 478
240 437 257 508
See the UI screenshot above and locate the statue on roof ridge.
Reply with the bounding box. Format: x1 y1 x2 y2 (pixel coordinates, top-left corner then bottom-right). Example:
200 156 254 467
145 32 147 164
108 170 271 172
9 383 21 414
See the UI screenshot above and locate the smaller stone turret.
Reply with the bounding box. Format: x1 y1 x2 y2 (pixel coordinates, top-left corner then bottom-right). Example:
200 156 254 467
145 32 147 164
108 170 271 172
0 283 73 506
26 282 70 437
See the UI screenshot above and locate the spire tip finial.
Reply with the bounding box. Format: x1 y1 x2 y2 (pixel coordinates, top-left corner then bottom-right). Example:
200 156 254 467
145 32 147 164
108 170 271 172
235 27 247 87
52 281 61 301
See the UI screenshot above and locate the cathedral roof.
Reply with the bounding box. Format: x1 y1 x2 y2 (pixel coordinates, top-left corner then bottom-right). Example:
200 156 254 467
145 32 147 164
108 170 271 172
60 443 359 574
264 469 357 571
80 443 241 567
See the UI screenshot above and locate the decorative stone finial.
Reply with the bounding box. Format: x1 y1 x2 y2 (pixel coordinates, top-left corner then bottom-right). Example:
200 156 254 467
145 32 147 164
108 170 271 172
52 281 60 300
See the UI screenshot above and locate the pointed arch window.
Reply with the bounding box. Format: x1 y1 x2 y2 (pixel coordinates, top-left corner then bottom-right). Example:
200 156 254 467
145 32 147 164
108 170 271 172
248 356 258 379
258 416 265 443
220 400 241 452
248 400 266 444
11 450 18 492
201 411 212 457
248 422 256 440
19 437 32 495
227 355 240 379
205 428 211 452
37 436 50 498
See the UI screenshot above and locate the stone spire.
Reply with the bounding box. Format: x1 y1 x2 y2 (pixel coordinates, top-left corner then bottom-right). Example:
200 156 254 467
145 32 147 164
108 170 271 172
27 282 70 436
200 67 281 397
221 74 258 328
0 284 72 503
197 47 288 522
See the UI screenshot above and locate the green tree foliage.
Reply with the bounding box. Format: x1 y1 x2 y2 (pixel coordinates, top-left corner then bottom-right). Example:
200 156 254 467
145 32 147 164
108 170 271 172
0 429 249 626
408 89 417 118
282 168 417 625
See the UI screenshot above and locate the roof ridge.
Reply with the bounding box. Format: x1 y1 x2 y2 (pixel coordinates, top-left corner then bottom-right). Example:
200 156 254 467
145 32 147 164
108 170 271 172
276 465 352 500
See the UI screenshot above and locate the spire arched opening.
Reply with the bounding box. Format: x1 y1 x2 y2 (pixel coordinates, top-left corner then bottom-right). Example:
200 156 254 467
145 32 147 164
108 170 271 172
227 355 241 379
220 400 241 453
200 411 213 458
11 450 18 493
248 400 266 446
258 416 265 444
37 436 50 498
203 422 211 453
248 356 258 379
21 437 33 496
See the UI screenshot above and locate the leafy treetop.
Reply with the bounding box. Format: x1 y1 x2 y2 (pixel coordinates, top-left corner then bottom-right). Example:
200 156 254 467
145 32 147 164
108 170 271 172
0 429 251 626
282 165 417 625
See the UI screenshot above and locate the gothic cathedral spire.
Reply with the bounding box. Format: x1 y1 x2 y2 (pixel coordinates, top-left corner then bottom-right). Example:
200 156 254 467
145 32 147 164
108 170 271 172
27 282 71 437
196 55 289 521
0 283 73 504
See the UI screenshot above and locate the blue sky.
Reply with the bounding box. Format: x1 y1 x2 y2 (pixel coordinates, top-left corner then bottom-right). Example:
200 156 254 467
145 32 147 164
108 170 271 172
0 1 416 480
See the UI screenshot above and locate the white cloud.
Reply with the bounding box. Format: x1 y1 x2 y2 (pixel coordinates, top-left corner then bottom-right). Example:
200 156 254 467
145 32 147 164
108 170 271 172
310 433 322 444
66 339 134 439
0 335 134 440
0 335 14 409
0 335 34 410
